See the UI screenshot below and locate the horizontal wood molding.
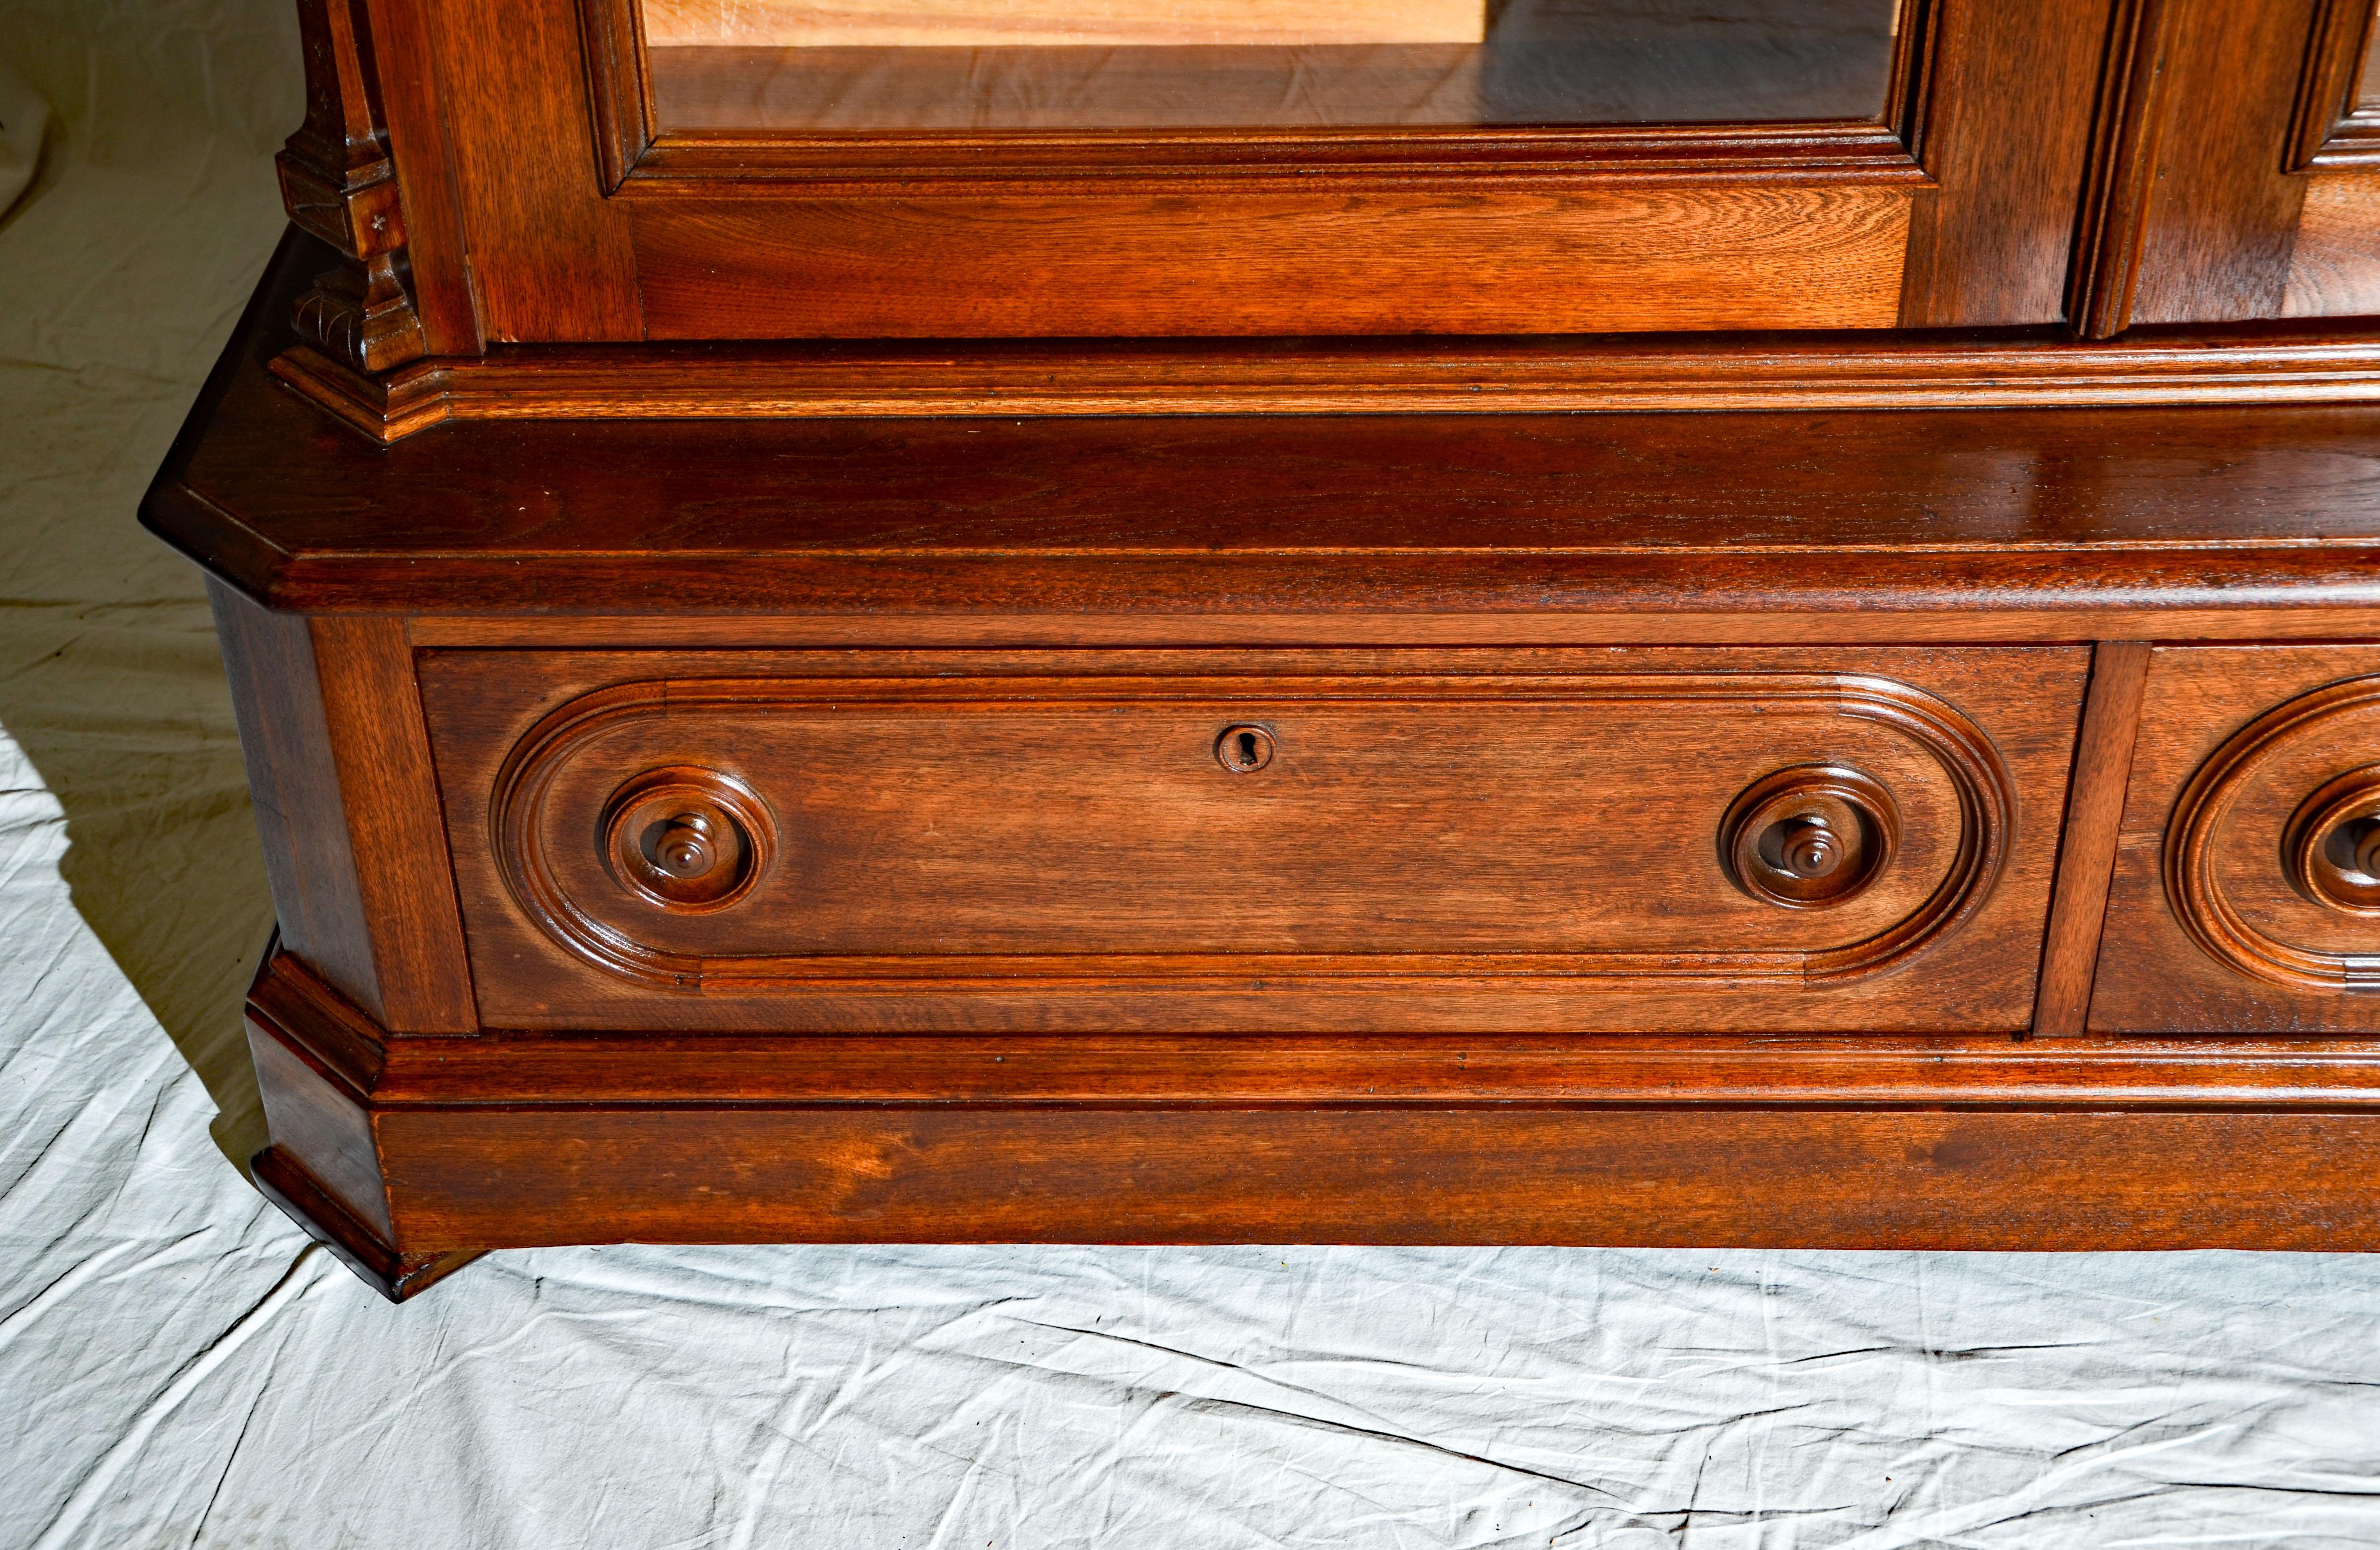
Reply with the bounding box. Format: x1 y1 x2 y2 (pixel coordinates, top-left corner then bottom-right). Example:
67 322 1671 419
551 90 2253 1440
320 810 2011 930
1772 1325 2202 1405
272 326 2380 445
252 948 2380 1109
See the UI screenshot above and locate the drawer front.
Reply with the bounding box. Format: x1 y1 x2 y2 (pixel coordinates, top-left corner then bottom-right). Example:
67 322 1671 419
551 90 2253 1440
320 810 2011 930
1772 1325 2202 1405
417 647 2086 1032
2095 645 2380 1032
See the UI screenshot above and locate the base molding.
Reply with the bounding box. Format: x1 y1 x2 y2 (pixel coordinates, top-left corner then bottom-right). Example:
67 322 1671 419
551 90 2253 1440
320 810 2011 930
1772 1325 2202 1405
251 1146 485 1303
243 951 2380 1273
268 325 2380 445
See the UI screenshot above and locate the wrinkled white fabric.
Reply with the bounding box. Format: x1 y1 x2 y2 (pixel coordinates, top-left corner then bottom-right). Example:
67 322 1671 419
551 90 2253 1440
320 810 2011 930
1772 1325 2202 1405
7 2 2380 1546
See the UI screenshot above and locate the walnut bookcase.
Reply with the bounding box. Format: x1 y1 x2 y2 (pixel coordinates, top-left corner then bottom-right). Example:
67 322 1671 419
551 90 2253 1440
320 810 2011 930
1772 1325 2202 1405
146 0 2380 1297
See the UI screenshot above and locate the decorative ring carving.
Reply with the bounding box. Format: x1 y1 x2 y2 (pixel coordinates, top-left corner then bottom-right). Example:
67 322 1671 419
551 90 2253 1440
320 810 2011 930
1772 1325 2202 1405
600 766 774 914
489 672 2015 994
1720 765 1901 910
2167 675 2380 991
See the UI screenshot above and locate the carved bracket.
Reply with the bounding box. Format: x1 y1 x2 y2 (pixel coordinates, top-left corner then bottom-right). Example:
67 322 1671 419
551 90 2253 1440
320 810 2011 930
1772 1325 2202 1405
278 0 425 374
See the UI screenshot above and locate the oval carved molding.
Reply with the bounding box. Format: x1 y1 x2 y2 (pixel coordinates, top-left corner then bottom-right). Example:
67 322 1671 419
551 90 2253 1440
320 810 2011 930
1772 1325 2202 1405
2166 673 2380 992
488 672 2016 995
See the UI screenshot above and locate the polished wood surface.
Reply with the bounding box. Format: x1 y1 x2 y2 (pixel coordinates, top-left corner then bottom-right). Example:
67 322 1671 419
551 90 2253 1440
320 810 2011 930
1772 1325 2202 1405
2093 646 2380 1030
211 584 475 1032
2032 640 2150 1035
630 186 1912 339
264 325 2380 447
414 646 2080 1032
183 0 2380 1289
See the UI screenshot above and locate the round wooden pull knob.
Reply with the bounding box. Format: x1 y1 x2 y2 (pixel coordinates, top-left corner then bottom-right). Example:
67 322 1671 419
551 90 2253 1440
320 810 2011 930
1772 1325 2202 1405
1720 765 1900 909
2285 764 2380 914
653 813 718 879
600 768 773 912
1776 817 1843 879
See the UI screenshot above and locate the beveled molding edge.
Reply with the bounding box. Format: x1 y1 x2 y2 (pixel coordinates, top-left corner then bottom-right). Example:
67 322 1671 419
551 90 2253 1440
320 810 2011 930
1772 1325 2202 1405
485 671 2012 995
247 948 2380 1109
2168 673 2380 992
270 326 2380 446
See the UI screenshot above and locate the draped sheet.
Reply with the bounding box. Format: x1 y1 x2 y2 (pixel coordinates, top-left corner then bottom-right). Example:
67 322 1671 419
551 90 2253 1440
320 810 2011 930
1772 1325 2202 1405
6 3 2380 1545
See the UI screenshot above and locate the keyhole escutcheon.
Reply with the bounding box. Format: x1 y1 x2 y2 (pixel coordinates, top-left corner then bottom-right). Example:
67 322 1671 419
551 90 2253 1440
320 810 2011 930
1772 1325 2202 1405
1216 724 1276 774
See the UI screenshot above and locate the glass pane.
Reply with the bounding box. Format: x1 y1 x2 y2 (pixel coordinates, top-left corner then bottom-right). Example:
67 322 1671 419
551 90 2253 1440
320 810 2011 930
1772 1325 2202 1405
644 0 1904 133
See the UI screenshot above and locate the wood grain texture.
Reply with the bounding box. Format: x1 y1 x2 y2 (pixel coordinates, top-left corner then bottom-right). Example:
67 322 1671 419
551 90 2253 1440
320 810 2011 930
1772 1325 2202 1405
251 1146 484 1301
2092 644 2380 1031
2288 0 2378 166
376 1104 2380 1249
427 0 642 339
305 616 478 1032
150 317 2380 623
238 953 2380 1254
415 645 2081 1033
630 187 1912 338
1894 0 2107 326
2063 0 2174 339
2033 640 2150 1034
213 580 385 1022
2286 172 2380 316
2127 0 2319 326
264 325 2380 446
359 0 479 352
248 1011 393 1239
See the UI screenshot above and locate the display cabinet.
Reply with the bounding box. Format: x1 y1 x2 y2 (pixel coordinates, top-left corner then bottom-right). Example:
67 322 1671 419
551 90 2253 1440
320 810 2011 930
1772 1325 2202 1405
145 0 2380 1299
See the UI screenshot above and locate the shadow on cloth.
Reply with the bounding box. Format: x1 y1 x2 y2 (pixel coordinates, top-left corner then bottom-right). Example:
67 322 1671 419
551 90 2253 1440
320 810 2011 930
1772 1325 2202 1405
0 0 300 1171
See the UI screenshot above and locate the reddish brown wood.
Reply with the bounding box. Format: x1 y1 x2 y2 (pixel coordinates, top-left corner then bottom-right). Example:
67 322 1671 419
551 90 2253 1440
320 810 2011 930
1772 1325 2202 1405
425 0 641 340
2286 172 2380 314
2092 645 2380 1030
2064 0 2175 339
278 0 427 371
263 325 2380 447
2033 640 2151 1035
1895 0 2110 327
358 0 478 353
630 187 1914 339
231 949 2380 1265
2287 0 2379 168
413 645 2080 1033
2127 0 2320 326
246 949 2380 1108
252 1147 484 1301
210 581 476 1032
375 1105 2380 1250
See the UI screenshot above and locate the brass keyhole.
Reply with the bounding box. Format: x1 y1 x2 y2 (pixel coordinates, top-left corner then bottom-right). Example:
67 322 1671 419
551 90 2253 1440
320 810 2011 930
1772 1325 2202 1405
1216 724 1275 773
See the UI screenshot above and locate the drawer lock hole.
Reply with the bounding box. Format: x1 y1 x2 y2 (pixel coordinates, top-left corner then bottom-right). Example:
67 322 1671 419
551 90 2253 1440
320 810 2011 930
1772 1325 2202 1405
1216 724 1276 774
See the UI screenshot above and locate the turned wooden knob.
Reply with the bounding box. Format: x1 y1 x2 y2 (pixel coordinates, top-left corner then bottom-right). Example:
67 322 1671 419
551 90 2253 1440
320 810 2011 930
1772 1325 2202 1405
653 813 717 878
1720 765 1899 909
2285 765 2380 914
600 768 773 913
1776 817 1843 879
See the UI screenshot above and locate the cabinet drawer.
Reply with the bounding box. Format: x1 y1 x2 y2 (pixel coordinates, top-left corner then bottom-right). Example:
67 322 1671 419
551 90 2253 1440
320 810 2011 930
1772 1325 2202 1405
417 647 2086 1033
2095 646 2380 1032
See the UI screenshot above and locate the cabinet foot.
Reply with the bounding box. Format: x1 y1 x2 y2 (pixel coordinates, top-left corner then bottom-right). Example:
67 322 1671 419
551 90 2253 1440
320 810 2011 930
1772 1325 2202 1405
251 1146 484 1302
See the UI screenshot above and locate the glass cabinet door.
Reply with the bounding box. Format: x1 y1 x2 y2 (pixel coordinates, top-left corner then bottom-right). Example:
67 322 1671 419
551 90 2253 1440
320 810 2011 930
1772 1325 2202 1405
639 0 1906 132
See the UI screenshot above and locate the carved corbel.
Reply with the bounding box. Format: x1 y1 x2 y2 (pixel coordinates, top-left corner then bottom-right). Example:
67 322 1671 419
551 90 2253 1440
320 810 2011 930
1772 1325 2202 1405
277 0 426 374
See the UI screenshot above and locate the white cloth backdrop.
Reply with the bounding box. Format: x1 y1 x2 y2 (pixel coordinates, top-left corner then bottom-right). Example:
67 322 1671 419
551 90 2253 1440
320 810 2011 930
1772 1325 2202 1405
6 4 2380 1545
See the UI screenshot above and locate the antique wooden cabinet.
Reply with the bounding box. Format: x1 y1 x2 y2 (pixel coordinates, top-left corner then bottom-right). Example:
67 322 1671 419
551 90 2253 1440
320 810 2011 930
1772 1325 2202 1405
144 0 2380 1298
